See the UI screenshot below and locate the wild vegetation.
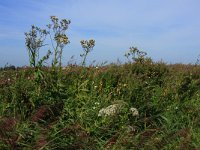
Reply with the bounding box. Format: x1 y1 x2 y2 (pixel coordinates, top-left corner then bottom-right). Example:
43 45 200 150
0 16 200 149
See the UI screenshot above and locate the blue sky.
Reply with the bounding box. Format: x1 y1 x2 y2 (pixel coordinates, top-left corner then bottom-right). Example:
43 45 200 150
0 0 200 66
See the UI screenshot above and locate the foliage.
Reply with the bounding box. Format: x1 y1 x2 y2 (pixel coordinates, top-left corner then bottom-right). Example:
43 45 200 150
0 62 200 149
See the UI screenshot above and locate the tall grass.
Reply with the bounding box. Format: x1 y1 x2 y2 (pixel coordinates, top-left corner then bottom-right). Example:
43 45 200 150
0 62 200 149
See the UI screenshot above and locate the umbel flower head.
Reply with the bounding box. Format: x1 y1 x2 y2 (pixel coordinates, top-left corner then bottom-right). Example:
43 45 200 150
54 34 69 44
49 16 71 32
98 104 120 117
80 39 95 52
130 107 139 117
98 104 139 118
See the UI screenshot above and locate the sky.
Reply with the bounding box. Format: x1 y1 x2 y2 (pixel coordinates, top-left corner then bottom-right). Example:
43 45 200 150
0 0 200 67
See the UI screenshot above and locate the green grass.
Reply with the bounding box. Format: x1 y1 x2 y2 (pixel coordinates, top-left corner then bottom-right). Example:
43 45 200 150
0 61 200 149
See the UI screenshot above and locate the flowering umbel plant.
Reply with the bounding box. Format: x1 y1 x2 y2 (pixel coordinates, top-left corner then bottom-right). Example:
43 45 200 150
25 26 48 67
48 16 71 67
125 47 147 63
80 39 95 66
25 16 71 68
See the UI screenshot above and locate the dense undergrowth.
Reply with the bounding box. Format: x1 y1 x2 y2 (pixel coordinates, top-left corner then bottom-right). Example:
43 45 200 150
0 16 200 149
0 61 200 149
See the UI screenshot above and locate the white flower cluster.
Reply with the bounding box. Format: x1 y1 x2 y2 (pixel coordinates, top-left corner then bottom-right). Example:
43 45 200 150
98 104 139 117
98 104 120 117
130 107 139 117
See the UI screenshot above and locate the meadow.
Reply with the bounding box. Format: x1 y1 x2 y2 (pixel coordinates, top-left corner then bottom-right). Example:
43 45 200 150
0 16 200 149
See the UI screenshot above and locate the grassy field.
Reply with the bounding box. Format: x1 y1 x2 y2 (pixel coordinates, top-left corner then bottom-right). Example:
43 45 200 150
0 16 200 149
0 60 200 149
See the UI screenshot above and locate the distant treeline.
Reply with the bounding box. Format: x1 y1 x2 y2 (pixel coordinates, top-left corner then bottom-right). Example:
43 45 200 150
0 65 16 71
